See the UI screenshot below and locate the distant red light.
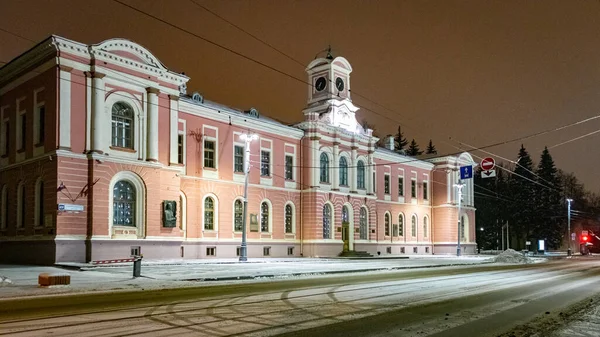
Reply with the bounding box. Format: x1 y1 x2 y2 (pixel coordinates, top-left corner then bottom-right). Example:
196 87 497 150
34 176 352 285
583 236 589 242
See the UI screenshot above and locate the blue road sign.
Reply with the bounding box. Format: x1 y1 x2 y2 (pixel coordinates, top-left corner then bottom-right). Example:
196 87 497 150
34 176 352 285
460 165 473 180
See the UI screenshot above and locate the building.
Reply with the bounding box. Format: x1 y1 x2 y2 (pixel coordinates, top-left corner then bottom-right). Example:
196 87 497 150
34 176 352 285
0 36 476 264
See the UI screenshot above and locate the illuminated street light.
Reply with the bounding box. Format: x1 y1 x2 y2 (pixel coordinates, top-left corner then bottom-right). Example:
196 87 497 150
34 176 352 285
239 133 258 262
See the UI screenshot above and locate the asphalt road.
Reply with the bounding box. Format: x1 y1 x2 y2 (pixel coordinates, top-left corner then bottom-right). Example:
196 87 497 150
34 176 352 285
1 259 600 337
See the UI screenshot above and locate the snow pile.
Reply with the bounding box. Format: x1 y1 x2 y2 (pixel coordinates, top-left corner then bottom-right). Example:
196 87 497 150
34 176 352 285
0 276 12 286
493 249 532 264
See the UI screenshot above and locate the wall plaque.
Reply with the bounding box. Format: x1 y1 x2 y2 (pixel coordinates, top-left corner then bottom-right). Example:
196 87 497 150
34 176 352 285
250 213 259 232
162 200 177 227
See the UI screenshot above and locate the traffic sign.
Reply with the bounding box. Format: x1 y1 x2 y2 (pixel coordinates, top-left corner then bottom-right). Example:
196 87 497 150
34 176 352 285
481 157 495 171
571 232 576 241
481 170 496 178
460 165 473 180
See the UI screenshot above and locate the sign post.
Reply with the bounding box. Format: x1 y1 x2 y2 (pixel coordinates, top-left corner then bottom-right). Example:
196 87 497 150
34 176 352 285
456 165 473 257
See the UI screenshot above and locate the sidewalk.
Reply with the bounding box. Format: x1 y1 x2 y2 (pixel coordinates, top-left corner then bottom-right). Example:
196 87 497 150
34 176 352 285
0 255 492 299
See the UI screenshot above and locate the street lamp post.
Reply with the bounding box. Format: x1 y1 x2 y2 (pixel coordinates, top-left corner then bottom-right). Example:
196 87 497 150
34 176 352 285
454 182 465 257
567 198 573 257
239 133 257 262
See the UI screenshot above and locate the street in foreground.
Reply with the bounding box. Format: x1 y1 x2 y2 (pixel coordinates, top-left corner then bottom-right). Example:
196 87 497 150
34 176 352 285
1 258 600 336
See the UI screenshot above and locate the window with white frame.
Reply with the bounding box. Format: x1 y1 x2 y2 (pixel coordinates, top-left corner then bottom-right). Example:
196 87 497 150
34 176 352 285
339 157 348 186
411 214 417 237
204 140 216 168
111 102 134 148
18 112 26 151
285 155 293 180
261 150 271 176
398 176 404 196
384 174 390 194
113 180 136 226
177 134 184 164
35 179 44 227
411 179 417 198
260 201 270 232
285 204 293 233
423 181 429 200
204 197 215 230
384 212 390 236
234 199 243 231
398 213 404 236
17 181 25 228
320 153 329 183
323 204 332 239
359 207 368 240
357 160 365 189
35 105 45 144
423 216 429 238
234 145 244 173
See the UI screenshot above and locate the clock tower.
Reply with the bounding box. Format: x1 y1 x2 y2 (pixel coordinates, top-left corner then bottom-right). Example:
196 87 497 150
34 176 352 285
304 50 361 134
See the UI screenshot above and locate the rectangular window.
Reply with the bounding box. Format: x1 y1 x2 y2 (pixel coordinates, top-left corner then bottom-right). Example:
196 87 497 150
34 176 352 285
413 247 418 253
398 177 404 196
263 246 271 256
386 247 392 254
19 114 26 151
177 134 184 164
285 155 293 180
204 140 215 168
1 120 8 156
401 247 405 254
206 247 216 256
236 247 241 256
411 180 416 198
425 247 430 253
423 181 429 200
37 106 45 143
384 175 390 194
130 246 141 257
261 150 270 176
287 247 294 256
234 145 244 173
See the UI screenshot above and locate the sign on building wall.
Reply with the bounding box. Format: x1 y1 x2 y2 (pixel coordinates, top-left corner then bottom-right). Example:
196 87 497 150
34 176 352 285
162 200 177 228
250 214 259 232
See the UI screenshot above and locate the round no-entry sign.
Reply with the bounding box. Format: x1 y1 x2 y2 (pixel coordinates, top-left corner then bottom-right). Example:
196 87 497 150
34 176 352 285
481 157 495 171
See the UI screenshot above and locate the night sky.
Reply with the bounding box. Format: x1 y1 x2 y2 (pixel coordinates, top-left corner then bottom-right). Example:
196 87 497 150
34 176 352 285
2 0 600 191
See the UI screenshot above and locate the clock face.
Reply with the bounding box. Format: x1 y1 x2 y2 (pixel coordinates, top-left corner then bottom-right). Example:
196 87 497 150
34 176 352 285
335 77 344 91
315 77 326 92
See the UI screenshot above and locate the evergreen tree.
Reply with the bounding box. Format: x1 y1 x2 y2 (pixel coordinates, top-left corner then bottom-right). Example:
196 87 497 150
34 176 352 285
474 163 510 251
508 144 537 250
406 139 423 156
425 140 437 154
394 125 409 152
534 147 563 249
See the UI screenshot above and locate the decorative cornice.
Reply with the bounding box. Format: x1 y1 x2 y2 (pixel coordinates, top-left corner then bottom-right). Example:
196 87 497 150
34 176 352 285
146 87 160 94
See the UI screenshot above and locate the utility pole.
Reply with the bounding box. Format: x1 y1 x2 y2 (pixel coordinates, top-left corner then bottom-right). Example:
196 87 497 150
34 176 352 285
567 198 573 256
239 133 257 262
454 182 465 257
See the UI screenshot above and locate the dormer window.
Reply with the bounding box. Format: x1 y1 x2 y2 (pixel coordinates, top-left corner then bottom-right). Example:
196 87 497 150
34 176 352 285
111 102 134 149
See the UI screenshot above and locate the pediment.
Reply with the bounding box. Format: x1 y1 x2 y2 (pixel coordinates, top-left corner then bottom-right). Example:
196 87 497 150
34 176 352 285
92 38 167 71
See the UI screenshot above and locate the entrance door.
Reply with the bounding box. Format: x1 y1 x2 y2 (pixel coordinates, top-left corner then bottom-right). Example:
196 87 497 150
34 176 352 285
342 222 349 252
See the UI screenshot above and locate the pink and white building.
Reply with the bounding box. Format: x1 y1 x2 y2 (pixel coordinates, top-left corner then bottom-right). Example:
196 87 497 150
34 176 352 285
0 36 476 264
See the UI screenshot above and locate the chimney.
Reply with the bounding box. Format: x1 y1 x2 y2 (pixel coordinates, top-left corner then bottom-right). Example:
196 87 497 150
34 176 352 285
388 136 395 151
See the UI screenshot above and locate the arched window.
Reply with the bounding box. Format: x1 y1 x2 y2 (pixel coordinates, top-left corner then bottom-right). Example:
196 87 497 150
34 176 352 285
35 179 44 227
285 204 293 234
0 185 7 230
357 160 365 189
398 213 404 236
320 153 329 183
461 215 466 240
234 199 243 232
359 207 368 240
261 201 269 232
339 157 348 186
323 204 332 239
423 216 428 238
111 102 134 148
342 205 349 223
113 180 135 226
384 212 390 236
411 215 417 237
204 197 215 230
